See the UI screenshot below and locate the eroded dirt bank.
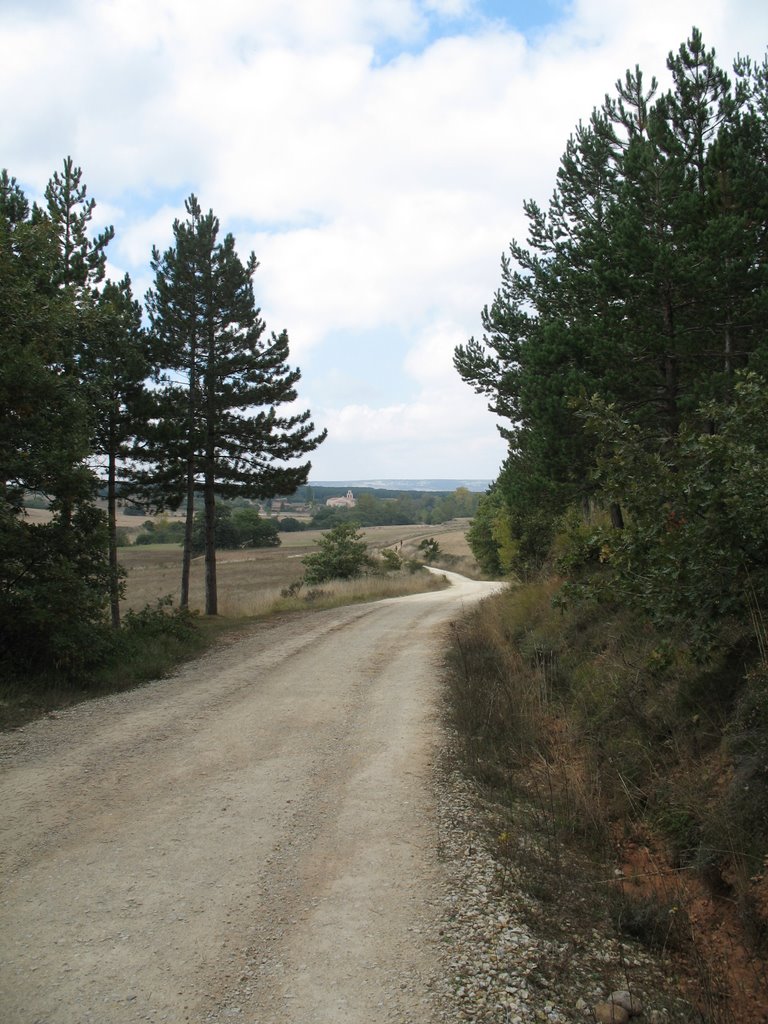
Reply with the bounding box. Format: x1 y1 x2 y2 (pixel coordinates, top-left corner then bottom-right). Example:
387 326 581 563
0 573 504 1024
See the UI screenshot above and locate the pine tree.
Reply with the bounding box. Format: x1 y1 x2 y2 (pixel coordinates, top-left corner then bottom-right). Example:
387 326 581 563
456 29 768 576
142 197 209 608
80 275 149 626
146 196 326 615
0 169 112 676
41 156 114 293
35 157 116 530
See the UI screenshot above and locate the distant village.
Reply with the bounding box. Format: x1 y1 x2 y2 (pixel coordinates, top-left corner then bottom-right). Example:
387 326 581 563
255 489 355 515
324 490 357 509
24 484 482 541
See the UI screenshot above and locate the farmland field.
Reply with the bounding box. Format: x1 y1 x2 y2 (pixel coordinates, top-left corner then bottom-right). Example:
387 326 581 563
118 520 478 616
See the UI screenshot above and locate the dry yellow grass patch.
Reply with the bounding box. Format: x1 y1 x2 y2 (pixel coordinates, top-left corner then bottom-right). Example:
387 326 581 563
119 520 477 617
22 505 182 533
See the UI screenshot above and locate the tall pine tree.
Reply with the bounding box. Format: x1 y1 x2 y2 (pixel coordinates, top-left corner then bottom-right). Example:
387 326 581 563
456 29 768 578
80 275 149 626
146 196 326 615
0 166 113 676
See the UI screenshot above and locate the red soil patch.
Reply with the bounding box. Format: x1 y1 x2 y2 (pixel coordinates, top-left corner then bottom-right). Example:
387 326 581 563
616 831 768 1023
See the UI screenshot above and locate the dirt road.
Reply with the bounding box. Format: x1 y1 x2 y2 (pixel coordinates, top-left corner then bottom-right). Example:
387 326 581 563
0 571 505 1024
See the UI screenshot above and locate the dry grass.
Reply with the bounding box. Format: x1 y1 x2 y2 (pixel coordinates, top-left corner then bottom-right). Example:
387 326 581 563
119 521 478 617
119 538 313 613
1 519 476 731
22 505 181 533
228 571 451 618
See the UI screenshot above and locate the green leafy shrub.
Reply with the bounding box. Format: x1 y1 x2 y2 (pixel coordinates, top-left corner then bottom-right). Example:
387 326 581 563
302 522 374 584
190 505 280 553
379 548 402 571
0 505 117 682
101 598 204 691
277 516 308 532
134 516 185 545
584 373 768 654
417 537 441 560
121 596 198 641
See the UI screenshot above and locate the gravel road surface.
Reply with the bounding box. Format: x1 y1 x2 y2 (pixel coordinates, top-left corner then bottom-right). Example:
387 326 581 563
0 571 504 1024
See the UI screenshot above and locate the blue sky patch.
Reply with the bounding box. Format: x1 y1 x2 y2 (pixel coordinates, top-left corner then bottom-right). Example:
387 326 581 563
373 0 567 65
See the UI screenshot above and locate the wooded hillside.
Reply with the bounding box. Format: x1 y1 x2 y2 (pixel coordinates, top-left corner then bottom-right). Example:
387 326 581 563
452 30 768 1003
456 28 768 652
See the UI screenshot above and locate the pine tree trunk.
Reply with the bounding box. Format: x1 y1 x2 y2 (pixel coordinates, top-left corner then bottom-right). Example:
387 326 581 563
203 472 217 616
180 457 194 610
180 347 198 609
662 296 680 436
203 333 218 616
664 352 679 431
107 445 120 629
609 502 625 530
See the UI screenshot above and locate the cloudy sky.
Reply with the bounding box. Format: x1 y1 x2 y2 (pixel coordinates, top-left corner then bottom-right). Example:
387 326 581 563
4 0 767 481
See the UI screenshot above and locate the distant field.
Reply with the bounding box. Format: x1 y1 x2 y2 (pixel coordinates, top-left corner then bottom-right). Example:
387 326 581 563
20 505 477 613
118 520 477 615
22 506 182 532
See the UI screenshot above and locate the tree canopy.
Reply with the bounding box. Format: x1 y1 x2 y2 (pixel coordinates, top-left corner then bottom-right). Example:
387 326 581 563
0 162 325 681
457 29 768 642
0 164 115 676
143 194 326 615
302 522 374 584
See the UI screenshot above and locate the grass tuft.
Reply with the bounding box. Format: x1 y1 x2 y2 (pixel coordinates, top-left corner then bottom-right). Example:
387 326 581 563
443 574 768 1019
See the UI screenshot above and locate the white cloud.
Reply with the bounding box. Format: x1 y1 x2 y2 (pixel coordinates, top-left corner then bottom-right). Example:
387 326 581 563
424 0 471 15
404 320 467 385
246 188 512 358
313 383 505 478
3 0 767 478
309 316 506 477
117 206 181 269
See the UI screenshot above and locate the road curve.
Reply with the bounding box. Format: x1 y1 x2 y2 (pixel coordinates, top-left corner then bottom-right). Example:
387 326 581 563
0 571 505 1024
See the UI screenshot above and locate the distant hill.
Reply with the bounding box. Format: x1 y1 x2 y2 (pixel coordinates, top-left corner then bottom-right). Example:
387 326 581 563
309 478 491 493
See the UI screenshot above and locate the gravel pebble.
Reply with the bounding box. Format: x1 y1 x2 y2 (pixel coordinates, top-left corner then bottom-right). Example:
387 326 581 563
430 759 696 1024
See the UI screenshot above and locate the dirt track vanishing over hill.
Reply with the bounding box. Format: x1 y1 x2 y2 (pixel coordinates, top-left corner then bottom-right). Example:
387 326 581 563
0 571 505 1024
